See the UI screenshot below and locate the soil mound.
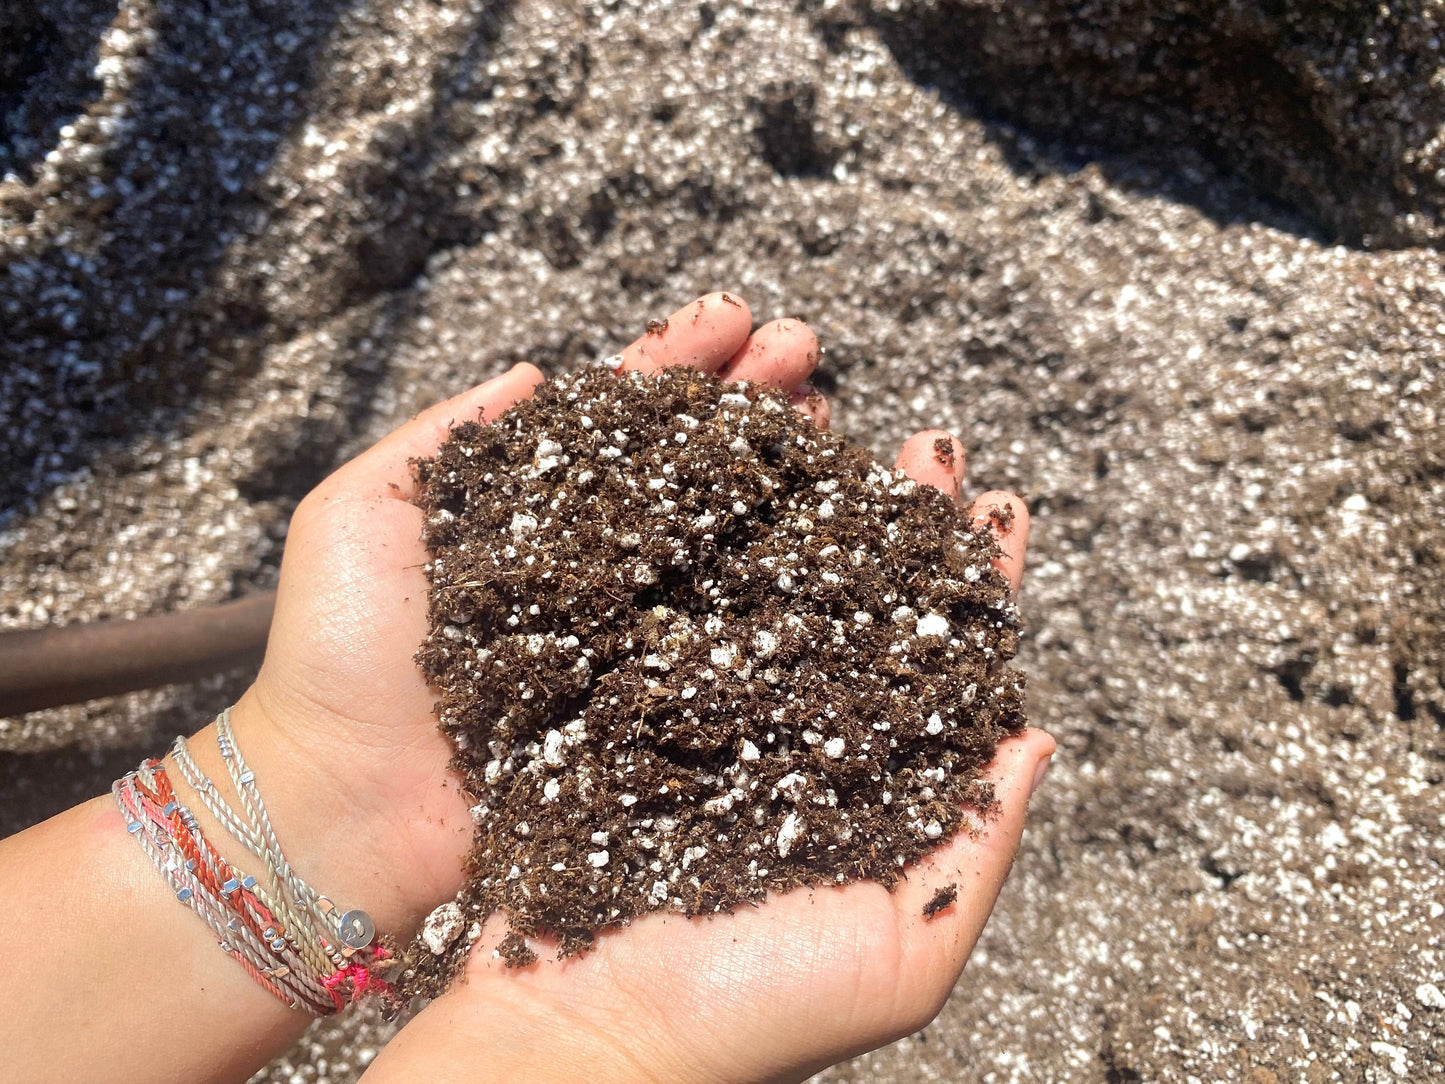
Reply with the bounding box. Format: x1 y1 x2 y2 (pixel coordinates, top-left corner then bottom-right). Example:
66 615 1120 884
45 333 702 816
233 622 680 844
408 365 1024 985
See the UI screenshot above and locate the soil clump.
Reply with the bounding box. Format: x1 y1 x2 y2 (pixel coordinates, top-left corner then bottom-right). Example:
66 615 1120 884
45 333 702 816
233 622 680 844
407 364 1025 990
922 882 958 920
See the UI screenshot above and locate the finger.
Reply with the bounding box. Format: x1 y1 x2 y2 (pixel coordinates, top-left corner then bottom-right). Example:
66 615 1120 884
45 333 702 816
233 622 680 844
895 727 1055 968
970 491 1030 594
894 430 966 504
788 384 830 429
718 317 820 390
618 291 753 375
327 363 546 500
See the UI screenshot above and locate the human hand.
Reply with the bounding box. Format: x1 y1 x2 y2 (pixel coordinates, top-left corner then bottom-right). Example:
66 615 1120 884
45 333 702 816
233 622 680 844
0 291 1046 1084
348 295 1053 1084
219 293 846 939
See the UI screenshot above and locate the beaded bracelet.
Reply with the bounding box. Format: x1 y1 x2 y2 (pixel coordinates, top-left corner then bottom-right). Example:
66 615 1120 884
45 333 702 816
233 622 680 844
113 710 398 1014
124 760 337 1012
170 734 338 982
215 708 380 970
113 771 322 1012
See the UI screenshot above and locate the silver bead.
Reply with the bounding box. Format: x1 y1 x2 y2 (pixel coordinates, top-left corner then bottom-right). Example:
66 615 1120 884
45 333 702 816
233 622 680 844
222 878 240 894
176 887 193 902
126 821 142 834
238 769 255 785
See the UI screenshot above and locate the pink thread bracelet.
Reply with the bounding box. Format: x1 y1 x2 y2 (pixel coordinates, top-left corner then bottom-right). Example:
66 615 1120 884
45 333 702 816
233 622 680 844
112 713 398 1014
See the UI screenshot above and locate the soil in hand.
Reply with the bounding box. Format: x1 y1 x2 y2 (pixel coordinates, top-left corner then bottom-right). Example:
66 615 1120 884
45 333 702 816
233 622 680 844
406 365 1026 992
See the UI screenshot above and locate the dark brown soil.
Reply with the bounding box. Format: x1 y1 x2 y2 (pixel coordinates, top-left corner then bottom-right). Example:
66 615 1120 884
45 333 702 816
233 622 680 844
7 0 1444 1077
406 365 1025 990
921 882 958 920
495 931 537 969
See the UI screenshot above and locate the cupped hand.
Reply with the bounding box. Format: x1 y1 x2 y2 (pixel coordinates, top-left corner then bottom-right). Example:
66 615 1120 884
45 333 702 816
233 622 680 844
228 295 849 935
314 295 1052 1084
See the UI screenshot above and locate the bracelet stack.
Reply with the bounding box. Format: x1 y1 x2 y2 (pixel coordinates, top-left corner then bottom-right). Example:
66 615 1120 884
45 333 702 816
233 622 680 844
112 707 397 1014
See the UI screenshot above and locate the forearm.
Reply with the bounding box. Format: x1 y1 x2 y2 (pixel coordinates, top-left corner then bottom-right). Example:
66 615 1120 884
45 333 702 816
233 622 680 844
0 693 457 1084
0 794 308 1084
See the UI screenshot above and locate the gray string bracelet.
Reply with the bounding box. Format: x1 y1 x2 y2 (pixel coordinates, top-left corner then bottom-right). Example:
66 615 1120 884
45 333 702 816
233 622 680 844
214 707 378 963
170 734 262 852
113 772 333 1014
112 724 398 1014
170 734 337 982
127 761 338 1012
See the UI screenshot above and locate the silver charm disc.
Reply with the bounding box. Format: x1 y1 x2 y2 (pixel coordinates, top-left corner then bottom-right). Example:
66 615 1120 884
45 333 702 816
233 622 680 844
338 909 376 949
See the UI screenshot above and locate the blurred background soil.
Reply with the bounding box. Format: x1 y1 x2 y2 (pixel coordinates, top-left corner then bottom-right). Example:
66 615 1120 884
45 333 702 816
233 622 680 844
2 0 1442 1079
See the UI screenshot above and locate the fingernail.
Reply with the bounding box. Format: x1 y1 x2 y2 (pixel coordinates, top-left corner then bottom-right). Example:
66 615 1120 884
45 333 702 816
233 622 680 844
1029 754 1052 797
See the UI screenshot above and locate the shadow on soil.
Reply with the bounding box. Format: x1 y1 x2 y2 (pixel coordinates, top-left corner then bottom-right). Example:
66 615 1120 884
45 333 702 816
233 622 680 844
0 0 514 521
852 0 1392 250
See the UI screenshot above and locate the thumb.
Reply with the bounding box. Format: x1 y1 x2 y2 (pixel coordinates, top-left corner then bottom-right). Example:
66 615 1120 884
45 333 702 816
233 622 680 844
326 362 546 501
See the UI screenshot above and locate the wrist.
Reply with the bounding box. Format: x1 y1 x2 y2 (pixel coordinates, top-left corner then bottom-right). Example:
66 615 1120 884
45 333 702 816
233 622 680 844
175 689 471 941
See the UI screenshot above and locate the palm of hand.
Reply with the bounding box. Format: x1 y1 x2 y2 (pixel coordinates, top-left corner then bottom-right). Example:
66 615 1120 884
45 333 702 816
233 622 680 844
244 362 546 918
253 483 476 906
441 736 1041 1084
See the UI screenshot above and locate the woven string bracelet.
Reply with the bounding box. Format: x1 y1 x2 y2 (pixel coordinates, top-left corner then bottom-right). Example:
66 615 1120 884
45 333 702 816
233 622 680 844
111 712 396 1014
127 760 339 1012
199 713 395 1006
169 735 336 980
113 774 290 1003
114 769 334 1013
214 708 378 967
129 758 338 1010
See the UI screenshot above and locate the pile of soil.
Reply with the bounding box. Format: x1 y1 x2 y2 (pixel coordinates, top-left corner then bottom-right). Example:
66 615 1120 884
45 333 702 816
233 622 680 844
407 364 1024 984
868 0 1445 249
5 0 1443 1078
